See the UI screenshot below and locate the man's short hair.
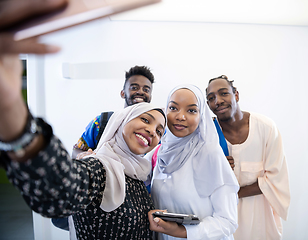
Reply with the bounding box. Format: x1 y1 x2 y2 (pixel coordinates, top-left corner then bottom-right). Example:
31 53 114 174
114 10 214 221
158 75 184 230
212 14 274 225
206 75 237 94
123 66 155 88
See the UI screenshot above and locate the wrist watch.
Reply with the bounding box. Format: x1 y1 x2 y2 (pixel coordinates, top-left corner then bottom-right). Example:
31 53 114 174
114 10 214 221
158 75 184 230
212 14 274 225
0 114 42 157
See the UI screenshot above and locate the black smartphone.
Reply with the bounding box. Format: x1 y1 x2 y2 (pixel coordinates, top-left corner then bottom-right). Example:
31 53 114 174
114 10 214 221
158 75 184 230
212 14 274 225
4 0 160 41
152 211 200 225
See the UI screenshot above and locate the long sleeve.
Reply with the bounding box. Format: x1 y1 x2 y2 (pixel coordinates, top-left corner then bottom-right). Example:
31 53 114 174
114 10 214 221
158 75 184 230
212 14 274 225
185 185 238 240
258 122 290 220
231 113 290 240
151 151 238 240
4 135 106 218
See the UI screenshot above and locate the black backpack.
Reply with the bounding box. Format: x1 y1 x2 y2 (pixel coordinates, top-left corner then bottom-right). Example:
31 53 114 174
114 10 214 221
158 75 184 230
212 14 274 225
94 111 114 149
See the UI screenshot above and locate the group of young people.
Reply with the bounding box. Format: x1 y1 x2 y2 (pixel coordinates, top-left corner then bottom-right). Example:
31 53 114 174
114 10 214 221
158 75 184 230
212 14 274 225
0 1 290 239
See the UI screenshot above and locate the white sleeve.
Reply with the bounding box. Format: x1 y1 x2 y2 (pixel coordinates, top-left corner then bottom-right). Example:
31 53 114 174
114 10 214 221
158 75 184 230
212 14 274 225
186 185 238 240
258 123 290 220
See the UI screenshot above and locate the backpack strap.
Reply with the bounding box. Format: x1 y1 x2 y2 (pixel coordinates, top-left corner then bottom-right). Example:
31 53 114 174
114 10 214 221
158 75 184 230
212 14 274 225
94 111 114 148
213 117 229 156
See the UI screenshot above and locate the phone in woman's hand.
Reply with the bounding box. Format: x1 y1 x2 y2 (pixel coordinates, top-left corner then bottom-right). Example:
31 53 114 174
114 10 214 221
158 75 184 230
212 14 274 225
152 211 200 225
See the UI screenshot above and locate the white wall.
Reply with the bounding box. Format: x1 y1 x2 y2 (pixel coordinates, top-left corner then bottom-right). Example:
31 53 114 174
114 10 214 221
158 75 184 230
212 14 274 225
27 17 308 240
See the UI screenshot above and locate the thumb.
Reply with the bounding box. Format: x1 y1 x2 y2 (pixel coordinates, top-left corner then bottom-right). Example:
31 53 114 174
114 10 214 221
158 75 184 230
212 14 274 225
153 217 170 229
154 217 160 223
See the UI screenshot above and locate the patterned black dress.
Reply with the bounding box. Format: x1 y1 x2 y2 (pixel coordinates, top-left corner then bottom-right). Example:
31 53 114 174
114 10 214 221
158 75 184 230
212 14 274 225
4 136 154 240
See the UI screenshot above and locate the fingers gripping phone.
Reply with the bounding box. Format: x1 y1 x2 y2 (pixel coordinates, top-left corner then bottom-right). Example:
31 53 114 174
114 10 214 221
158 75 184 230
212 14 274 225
4 0 161 41
152 211 200 225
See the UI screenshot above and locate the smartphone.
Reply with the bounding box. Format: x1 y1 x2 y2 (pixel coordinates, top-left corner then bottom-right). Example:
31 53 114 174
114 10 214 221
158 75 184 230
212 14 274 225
152 211 200 225
5 0 161 41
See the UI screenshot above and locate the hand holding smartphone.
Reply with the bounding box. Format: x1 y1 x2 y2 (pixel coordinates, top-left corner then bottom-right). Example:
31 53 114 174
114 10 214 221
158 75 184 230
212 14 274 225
152 211 200 225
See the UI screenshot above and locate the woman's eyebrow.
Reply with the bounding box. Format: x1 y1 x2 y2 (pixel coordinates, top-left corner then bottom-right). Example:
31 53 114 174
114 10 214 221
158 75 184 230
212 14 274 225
144 112 155 120
187 104 198 108
144 112 165 129
169 100 178 105
169 101 197 108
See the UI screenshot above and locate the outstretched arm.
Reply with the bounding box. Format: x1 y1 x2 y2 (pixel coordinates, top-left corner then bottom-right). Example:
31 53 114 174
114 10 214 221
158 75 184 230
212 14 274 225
0 55 106 217
0 0 107 219
0 0 67 160
0 55 46 162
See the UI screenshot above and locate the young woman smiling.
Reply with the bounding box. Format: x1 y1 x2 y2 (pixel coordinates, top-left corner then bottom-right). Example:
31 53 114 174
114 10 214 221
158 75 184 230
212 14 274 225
147 85 239 240
1 86 166 240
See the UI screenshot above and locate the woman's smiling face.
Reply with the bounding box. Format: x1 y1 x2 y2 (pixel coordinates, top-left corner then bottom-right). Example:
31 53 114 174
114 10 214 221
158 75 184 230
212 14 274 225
167 88 200 138
122 110 165 155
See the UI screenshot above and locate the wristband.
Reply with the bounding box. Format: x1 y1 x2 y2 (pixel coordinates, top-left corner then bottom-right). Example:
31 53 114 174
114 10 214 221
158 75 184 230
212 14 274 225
0 113 43 157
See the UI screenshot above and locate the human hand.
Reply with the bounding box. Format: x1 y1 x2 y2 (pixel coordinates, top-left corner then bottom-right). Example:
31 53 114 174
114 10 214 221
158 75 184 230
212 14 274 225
76 149 94 160
0 0 68 158
0 0 67 29
226 156 235 170
148 210 187 238
0 34 61 54
0 0 67 54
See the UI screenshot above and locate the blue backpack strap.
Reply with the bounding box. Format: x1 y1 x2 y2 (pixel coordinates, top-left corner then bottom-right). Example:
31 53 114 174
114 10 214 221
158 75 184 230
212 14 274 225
213 117 229 156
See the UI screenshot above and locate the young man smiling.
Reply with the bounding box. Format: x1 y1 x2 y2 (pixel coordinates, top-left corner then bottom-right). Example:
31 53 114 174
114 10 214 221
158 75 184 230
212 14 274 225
72 65 155 158
206 75 290 240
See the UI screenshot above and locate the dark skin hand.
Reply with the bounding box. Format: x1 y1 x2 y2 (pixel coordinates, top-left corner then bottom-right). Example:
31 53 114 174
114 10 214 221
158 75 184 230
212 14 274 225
238 181 262 199
226 156 235 170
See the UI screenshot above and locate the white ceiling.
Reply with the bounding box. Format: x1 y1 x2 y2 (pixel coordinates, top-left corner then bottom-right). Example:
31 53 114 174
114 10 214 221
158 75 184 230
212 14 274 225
110 0 308 26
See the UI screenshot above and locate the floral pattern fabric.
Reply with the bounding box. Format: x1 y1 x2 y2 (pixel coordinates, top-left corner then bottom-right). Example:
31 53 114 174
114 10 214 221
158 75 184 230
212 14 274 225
5 135 154 240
